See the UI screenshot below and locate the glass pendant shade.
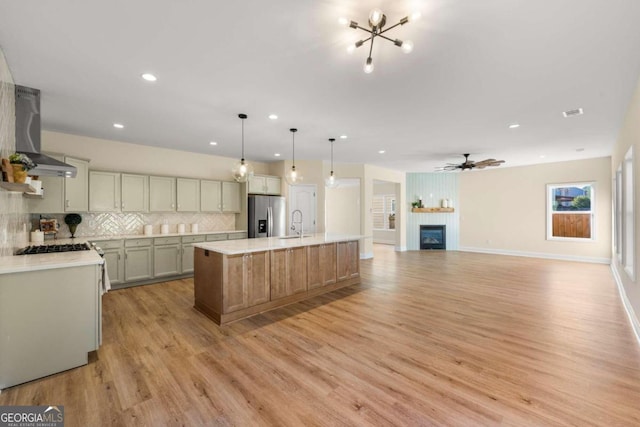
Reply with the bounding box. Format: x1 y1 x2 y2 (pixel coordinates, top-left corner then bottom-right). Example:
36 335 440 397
284 128 303 185
231 113 254 183
325 138 339 188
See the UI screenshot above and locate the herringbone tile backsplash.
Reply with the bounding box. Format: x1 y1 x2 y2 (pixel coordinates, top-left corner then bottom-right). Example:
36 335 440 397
30 212 237 238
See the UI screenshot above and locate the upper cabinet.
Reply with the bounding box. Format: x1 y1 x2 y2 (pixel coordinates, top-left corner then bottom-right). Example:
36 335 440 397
28 155 89 213
149 176 176 212
201 180 240 213
222 181 241 213
64 157 89 212
248 175 281 195
89 171 121 212
176 178 200 212
121 174 149 212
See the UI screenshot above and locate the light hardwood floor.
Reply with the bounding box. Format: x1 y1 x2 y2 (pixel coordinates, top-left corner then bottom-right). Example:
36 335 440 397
2 246 640 426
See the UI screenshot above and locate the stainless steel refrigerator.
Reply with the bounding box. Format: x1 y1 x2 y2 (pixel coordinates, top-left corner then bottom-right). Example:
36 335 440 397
248 195 286 238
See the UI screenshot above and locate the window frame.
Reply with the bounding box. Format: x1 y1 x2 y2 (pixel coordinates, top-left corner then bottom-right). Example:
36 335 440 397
546 181 595 242
372 194 396 231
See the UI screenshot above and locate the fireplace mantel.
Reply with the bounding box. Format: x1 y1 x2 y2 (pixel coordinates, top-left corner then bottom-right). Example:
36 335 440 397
411 207 454 213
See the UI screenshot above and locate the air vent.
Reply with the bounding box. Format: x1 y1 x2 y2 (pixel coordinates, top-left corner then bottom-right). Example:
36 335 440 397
563 108 584 118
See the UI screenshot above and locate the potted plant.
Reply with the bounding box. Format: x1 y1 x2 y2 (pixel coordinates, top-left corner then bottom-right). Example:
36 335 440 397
9 153 36 183
64 213 82 238
388 213 396 229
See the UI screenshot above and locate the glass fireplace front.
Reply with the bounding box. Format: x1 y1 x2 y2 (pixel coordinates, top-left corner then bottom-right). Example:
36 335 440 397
420 225 446 250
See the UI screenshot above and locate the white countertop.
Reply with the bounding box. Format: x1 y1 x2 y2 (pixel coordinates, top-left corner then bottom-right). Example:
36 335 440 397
194 234 364 255
0 250 103 275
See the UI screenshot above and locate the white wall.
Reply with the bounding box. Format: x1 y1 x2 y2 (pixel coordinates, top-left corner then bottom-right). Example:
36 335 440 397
459 157 611 263
611 75 640 339
326 179 361 235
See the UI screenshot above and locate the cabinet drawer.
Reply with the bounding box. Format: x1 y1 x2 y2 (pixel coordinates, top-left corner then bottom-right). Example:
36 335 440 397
206 233 228 242
227 232 248 240
91 239 123 249
182 235 205 243
125 238 153 248
154 236 181 245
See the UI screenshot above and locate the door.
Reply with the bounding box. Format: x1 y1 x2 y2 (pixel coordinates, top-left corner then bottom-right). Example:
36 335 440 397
121 174 149 212
154 244 181 277
222 181 241 213
125 247 153 281
103 249 124 285
201 180 222 212
149 176 176 212
177 178 200 212
248 195 269 238
288 184 317 234
270 196 286 237
89 171 121 212
64 157 89 212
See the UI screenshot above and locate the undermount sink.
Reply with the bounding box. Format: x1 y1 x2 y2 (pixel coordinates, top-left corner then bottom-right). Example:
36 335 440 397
279 235 313 239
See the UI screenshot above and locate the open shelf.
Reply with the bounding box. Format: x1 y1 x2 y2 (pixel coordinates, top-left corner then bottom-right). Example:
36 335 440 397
411 207 455 213
0 182 35 193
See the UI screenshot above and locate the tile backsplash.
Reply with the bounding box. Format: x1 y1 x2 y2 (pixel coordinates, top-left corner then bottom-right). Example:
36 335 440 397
0 48 29 256
30 212 237 238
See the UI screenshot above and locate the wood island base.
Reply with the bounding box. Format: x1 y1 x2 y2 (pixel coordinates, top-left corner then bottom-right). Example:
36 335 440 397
193 238 361 326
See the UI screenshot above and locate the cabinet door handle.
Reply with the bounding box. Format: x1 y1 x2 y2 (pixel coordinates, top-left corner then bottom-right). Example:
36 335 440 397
117 253 121 260
121 202 125 209
65 200 70 208
171 203 175 208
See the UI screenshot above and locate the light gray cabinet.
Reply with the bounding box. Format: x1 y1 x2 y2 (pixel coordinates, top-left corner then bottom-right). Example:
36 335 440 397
153 236 181 277
64 157 89 212
121 174 149 212
248 175 281 195
222 181 241 212
28 155 89 213
93 239 125 286
124 239 153 281
149 176 176 212
200 180 222 212
177 178 200 212
89 171 121 212
180 235 205 274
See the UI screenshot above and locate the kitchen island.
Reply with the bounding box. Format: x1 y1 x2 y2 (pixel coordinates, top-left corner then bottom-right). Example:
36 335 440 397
193 234 362 325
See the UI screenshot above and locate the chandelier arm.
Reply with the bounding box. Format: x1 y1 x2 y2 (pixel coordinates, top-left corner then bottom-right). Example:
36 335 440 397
377 33 400 44
368 34 375 58
354 25 375 34
378 22 403 35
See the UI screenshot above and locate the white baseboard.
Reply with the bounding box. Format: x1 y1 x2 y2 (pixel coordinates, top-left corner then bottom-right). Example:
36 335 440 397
360 252 374 260
458 246 611 264
610 264 640 345
394 246 407 252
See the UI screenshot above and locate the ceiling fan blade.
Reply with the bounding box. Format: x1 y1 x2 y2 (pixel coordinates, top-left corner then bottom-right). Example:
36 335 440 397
474 158 496 166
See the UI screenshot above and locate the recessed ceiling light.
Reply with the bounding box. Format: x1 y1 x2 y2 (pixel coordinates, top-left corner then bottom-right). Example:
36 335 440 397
508 123 520 129
268 114 278 120
113 123 124 129
141 73 157 82
563 108 584 118
209 141 217 146
539 155 546 158
274 153 281 157
340 135 348 139
576 148 585 152
378 150 386 154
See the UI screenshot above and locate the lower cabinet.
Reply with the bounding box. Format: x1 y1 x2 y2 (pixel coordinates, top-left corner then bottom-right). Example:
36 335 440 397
307 243 337 289
124 239 153 282
337 240 360 281
271 246 307 300
154 237 181 277
92 239 124 286
181 235 205 274
224 251 270 312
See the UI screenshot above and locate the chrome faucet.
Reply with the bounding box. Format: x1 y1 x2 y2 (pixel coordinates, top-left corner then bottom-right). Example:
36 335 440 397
291 209 304 238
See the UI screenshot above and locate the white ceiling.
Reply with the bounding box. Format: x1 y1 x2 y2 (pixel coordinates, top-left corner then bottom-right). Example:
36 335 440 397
1 0 639 172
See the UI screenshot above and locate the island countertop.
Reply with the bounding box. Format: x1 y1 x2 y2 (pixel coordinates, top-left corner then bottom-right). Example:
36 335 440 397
193 233 364 255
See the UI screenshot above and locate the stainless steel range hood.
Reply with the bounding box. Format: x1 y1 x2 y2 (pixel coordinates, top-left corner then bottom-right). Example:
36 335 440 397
15 85 77 177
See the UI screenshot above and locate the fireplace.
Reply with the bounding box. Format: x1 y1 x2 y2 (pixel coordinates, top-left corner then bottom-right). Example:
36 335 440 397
420 225 446 250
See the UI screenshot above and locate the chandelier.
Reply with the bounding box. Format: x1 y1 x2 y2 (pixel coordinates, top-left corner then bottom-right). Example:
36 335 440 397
231 113 254 183
340 8 421 73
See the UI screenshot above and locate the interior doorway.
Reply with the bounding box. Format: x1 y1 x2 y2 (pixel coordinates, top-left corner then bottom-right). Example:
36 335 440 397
288 184 317 235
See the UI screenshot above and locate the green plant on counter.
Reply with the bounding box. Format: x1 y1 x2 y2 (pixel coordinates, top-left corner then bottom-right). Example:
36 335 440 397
411 201 420 208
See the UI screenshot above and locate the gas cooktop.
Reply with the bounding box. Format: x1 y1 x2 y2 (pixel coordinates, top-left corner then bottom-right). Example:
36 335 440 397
16 243 91 255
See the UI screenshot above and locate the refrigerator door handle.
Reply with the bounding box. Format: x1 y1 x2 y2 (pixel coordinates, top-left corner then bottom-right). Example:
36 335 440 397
268 206 273 236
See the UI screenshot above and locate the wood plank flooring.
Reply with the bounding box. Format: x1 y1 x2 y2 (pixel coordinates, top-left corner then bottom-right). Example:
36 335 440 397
2 246 640 426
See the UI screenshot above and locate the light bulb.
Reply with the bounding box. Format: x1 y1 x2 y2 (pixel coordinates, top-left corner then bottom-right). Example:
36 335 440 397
369 8 384 26
338 17 349 27
364 57 374 74
401 40 414 54
239 164 247 174
232 159 254 183
325 173 339 189
409 11 422 22
347 44 355 54
285 167 303 185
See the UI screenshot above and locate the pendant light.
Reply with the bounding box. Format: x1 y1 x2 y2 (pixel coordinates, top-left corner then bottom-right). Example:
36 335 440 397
231 113 254 183
325 138 339 188
284 128 303 185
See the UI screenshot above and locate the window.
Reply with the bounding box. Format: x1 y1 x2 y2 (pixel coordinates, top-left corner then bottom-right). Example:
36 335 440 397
546 182 594 240
372 194 396 230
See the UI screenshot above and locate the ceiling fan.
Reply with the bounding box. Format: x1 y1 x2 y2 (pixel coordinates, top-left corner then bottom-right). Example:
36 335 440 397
437 153 505 171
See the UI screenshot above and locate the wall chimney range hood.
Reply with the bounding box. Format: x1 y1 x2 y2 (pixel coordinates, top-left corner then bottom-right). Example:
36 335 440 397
15 85 77 177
